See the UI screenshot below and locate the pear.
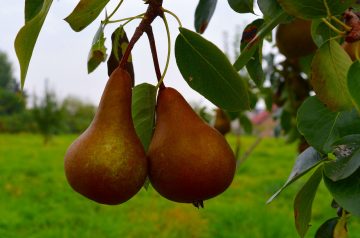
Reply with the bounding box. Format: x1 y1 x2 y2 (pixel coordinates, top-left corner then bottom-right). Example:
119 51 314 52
148 87 236 204
213 108 231 135
64 68 147 205
342 41 360 61
276 18 317 59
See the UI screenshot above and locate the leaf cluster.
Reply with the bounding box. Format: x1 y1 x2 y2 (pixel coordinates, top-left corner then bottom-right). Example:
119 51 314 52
13 0 360 237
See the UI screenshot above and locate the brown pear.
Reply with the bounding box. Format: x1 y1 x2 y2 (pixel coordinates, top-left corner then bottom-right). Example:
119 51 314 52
64 68 147 205
213 108 231 135
148 87 236 204
342 41 360 61
276 18 317 59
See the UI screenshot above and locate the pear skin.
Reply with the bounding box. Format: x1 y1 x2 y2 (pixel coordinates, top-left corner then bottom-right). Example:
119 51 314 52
64 68 147 205
148 87 236 204
342 41 360 61
276 18 317 59
213 108 231 135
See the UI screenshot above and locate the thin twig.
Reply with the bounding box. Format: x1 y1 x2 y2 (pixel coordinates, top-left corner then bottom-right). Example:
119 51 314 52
107 0 125 21
236 136 263 167
119 0 163 69
331 16 352 32
162 8 183 27
156 14 171 89
145 26 165 89
321 18 346 35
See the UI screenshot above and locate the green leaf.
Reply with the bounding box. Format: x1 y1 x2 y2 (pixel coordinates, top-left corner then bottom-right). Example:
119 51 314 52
262 88 273 112
14 0 53 89
175 27 249 111
324 167 360 216
241 19 265 88
25 0 44 22
294 166 323 238
280 109 292 133
257 0 282 19
64 0 110 32
297 96 360 153
311 40 353 111
267 147 325 203
354 2 360 12
315 217 340 238
278 0 355 19
298 54 313 77
87 24 107 74
246 47 264 88
194 0 217 34
132 83 157 151
233 10 288 71
239 113 252 134
311 19 337 48
227 0 253 13
324 135 360 181
347 61 360 111
248 89 258 109
107 26 134 81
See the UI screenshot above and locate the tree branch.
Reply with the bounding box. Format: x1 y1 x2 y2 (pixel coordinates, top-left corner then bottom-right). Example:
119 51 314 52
145 26 165 89
119 0 164 69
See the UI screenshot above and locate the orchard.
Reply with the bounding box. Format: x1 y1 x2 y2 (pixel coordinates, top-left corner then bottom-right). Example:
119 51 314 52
10 0 360 237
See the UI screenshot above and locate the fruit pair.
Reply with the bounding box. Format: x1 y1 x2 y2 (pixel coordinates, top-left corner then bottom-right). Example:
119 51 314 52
64 67 236 205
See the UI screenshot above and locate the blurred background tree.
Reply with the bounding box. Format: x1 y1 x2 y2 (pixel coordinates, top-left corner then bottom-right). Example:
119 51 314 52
60 96 96 133
32 80 64 144
0 50 95 138
0 51 25 116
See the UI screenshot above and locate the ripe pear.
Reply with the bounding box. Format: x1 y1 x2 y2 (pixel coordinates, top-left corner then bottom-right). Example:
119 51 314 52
213 108 231 135
148 87 236 204
64 68 147 205
342 41 360 61
276 18 317 59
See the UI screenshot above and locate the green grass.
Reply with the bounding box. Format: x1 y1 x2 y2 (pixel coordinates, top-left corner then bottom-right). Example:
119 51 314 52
0 134 359 237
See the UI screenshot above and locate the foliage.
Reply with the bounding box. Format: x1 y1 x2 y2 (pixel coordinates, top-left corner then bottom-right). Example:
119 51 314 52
0 110 37 133
12 0 360 237
0 51 18 91
0 50 96 135
0 51 25 116
0 89 26 116
60 96 95 134
32 81 64 144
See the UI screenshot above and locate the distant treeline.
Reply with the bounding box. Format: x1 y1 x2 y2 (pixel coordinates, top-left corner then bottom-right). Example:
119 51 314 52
0 85 96 133
0 51 95 142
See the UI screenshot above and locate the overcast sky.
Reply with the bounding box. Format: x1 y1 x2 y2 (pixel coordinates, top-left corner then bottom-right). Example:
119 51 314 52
0 1 258 107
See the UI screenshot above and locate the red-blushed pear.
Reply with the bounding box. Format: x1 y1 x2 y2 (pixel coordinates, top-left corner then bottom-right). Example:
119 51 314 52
64 68 147 205
276 18 317 59
147 87 236 205
342 41 360 61
213 108 231 135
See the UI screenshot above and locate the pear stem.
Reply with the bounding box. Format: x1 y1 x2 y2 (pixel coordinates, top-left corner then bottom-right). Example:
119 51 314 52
155 14 171 89
119 0 164 69
323 0 331 18
145 26 166 89
321 18 346 36
331 16 352 32
236 136 263 167
104 14 145 24
161 8 183 27
106 0 125 21
192 200 204 209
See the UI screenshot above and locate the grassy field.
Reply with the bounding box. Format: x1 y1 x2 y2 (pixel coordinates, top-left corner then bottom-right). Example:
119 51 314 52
0 134 359 238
